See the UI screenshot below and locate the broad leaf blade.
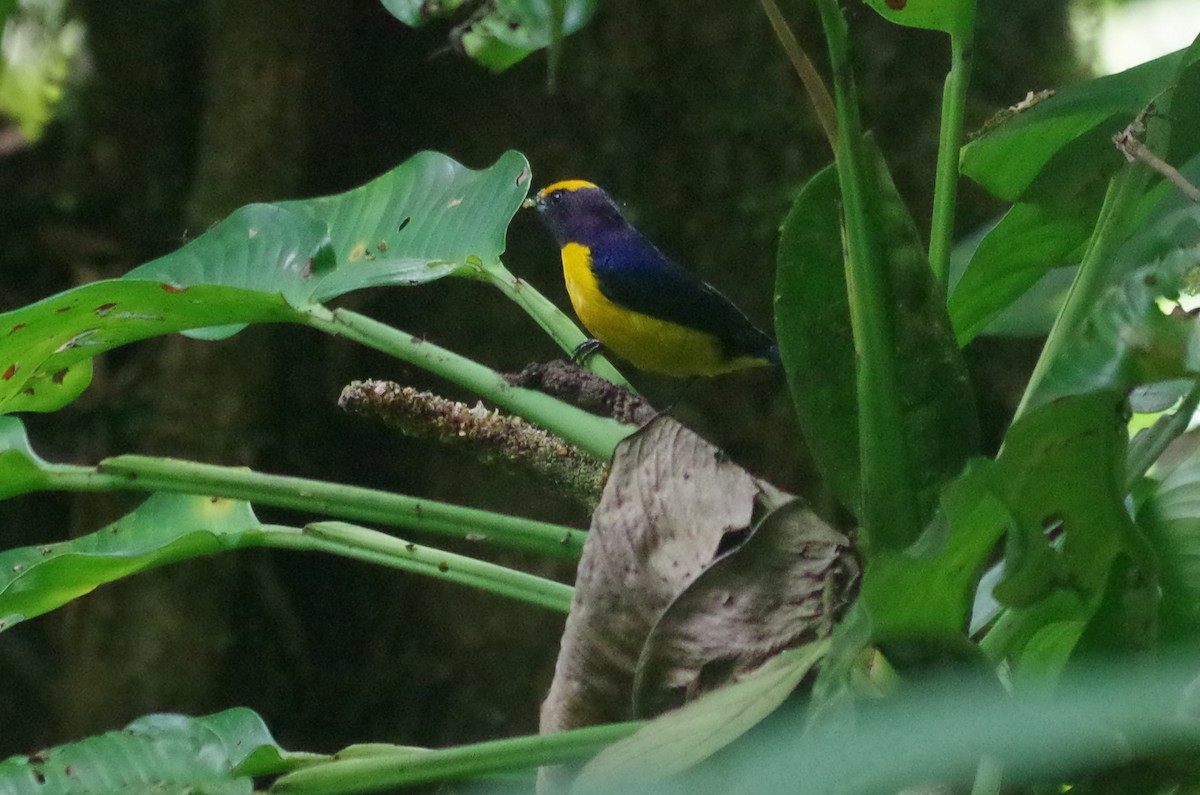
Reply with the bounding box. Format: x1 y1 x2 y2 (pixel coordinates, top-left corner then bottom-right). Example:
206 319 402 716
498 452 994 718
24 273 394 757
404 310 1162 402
0 492 262 630
775 164 859 510
0 281 297 413
0 151 531 413
129 150 532 312
0 708 297 792
777 145 979 532
961 51 1187 202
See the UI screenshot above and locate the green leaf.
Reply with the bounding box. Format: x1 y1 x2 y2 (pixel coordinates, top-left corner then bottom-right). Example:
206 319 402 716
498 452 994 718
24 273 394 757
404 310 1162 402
0 280 298 414
961 50 1188 202
574 642 829 793
0 492 261 630
861 0 973 36
776 146 979 533
0 415 58 498
953 40 1200 344
774 163 859 510
0 708 299 793
0 151 531 414
1137 437 1200 641
949 167 1104 344
128 150 532 320
862 460 1010 643
1035 203 1200 404
978 392 1159 670
380 0 596 72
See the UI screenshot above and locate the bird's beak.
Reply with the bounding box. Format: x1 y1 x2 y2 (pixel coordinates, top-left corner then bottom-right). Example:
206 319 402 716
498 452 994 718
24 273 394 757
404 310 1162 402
521 197 537 210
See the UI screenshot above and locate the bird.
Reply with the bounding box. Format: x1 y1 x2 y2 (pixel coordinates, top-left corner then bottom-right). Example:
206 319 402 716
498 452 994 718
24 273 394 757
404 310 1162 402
530 180 779 378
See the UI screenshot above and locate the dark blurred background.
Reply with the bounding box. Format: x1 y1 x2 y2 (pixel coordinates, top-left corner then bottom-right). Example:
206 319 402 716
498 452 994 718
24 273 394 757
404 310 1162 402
0 0 1079 761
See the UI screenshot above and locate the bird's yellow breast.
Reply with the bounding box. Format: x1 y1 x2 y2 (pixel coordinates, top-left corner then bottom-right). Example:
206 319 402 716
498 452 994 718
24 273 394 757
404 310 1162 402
559 243 767 377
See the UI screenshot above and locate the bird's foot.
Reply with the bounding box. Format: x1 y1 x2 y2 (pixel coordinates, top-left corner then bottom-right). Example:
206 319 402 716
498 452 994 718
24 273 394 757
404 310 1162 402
570 338 605 366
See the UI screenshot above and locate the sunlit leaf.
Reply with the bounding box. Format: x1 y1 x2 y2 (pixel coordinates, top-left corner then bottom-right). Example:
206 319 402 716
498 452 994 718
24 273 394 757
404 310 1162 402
128 149 532 322
1137 437 1200 641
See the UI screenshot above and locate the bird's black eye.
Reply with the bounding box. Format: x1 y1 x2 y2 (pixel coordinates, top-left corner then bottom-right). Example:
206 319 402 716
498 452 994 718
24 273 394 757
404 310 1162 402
550 191 563 205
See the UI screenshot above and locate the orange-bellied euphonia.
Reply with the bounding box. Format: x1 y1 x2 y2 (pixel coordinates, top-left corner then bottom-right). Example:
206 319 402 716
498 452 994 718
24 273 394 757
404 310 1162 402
531 180 779 377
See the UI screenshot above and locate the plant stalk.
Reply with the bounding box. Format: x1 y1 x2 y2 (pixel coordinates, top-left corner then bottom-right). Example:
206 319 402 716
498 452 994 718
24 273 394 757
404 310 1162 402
251 522 574 613
814 0 921 552
929 23 976 289
43 455 587 559
271 720 643 794
302 305 634 460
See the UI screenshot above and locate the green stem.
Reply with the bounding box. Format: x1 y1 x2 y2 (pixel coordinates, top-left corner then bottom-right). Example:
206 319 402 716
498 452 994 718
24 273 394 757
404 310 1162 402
301 305 634 460
45 455 587 559
815 0 920 552
929 23 976 290
469 257 631 388
1015 163 1151 418
250 522 574 613
272 721 642 794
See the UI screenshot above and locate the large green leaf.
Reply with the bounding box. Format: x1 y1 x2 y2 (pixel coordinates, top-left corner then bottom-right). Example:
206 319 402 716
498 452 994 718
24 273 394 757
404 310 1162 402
129 149 532 319
0 492 262 630
862 460 1009 644
0 280 297 413
953 40 1200 345
949 157 1105 344
1034 200 1200 404
0 151 530 414
774 164 859 509
0 708 299 793
775 147 979 531
961 50 1189 202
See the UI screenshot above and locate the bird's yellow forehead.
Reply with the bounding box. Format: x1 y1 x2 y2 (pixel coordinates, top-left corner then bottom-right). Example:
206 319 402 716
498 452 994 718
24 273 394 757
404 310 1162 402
538 180 598 198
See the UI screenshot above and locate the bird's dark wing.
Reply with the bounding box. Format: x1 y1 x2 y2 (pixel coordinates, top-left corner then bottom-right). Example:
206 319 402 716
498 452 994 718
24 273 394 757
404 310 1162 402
589 232 778 361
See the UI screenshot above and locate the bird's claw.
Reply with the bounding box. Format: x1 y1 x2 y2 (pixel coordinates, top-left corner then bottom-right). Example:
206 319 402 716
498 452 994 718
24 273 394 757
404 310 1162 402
571 338 605 365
